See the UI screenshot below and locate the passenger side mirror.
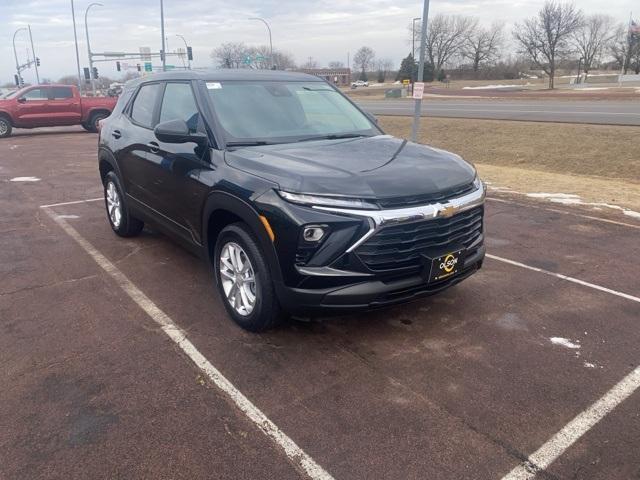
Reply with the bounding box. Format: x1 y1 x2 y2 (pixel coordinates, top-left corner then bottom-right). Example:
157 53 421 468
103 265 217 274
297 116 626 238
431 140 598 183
154 119 207 145
17 97 26 104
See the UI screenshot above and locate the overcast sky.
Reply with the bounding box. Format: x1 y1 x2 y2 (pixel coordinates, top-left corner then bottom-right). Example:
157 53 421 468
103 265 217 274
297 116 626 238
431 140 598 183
0 0 634 84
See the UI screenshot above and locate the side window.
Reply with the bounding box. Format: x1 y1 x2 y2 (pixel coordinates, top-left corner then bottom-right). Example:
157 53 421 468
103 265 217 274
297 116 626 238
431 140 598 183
22 88 48 101
52 87 73 99
130 83 161 129
159 83 200 132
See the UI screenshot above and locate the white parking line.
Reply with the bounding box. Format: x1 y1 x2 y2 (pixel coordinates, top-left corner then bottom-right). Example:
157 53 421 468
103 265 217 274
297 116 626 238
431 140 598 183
40 197 103 208
487 254 640 304
41 206 334 480
501 366 640 480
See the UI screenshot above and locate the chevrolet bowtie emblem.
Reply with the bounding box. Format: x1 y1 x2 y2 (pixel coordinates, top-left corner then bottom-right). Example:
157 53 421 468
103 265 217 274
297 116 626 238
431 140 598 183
439 204 458 218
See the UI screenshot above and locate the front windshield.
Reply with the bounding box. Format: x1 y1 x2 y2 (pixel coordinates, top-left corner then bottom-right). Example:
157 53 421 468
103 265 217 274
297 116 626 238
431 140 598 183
206 80 379 144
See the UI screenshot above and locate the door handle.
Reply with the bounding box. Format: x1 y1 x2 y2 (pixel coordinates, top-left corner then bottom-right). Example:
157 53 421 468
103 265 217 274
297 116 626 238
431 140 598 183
112 130 121 139
148 141 160 154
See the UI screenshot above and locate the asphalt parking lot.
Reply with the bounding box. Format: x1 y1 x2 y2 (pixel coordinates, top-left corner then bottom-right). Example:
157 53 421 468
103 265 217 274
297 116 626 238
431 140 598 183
2 127 639 480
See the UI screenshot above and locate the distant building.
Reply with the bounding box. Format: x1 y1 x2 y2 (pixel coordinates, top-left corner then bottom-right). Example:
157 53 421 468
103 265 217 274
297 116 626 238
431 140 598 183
296 68 351 86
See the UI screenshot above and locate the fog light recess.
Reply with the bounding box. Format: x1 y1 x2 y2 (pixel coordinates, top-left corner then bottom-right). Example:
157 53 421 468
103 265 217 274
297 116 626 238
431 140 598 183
303 226 326 242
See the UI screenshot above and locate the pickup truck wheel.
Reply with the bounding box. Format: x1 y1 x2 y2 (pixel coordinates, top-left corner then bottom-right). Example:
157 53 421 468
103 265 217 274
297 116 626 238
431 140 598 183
87 112 108 133
103 171 144 237
81 123 93 132
0 117 12 138
214 223 284 332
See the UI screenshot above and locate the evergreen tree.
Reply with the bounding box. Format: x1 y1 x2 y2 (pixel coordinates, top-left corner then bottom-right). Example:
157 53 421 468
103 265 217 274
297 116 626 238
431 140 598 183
396 53 416 81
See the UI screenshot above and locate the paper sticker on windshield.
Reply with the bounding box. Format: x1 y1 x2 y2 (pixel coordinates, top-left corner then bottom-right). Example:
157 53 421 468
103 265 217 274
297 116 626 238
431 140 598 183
206 82 222 90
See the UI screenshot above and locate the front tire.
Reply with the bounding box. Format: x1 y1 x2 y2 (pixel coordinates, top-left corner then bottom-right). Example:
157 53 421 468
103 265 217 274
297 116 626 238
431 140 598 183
0 117 12 138
214 223 283 332
103 171 144 237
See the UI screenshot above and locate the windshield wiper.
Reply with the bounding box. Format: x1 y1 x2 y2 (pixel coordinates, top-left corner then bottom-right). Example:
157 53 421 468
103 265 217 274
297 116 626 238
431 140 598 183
225 140 277 148
296 133 371 143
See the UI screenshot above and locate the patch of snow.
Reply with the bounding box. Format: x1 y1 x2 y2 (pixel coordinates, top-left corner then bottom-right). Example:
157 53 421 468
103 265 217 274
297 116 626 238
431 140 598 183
525 192 640 219
463 83 531 90
574 87 609 91
584 362 596 368
56 214 79 219
10 176 40 182
550 337 581 349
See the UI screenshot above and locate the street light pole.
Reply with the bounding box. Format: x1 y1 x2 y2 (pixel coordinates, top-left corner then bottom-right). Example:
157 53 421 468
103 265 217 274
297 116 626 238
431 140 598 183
70 0 83 93
248 17 273 69
85 2 103 96
410 0 430 142
28 25 40 84
12 28 27 85
175 34 190 70
160 0 166 71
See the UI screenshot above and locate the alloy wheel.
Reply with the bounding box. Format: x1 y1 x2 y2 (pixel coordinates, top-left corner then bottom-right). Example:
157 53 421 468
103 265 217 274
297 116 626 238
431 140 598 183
219 242 257 316
106 181 122 228
0 121 8 136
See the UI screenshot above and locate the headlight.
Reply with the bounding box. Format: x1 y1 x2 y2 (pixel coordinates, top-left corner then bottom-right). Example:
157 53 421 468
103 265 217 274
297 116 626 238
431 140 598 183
278 191 378 210
473 174 484 191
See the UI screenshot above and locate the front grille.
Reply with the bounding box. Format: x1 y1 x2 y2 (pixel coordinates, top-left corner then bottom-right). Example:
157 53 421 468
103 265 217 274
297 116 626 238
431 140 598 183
376 182 475 209
355 206 483 271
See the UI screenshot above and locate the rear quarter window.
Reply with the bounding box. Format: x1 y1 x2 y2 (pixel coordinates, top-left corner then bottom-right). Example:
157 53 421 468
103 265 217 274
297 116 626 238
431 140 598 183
129 83 162 129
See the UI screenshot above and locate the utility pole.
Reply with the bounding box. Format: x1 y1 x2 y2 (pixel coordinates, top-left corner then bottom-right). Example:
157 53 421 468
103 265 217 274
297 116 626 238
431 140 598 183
412 17 421 60
71 0 83 93
410 0 430 142
28 25 40 84
85 2 103 95
160 0 166 71
249 18 273 69
12 28 27 85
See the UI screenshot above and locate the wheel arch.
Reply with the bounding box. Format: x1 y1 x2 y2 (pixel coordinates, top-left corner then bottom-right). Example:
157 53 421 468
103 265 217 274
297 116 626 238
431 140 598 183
98 147 122 185
202 191 283 286
0 111 13 124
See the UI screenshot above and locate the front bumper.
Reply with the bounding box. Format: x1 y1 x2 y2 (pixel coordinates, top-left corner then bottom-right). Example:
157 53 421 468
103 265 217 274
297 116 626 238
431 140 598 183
277 244 485 314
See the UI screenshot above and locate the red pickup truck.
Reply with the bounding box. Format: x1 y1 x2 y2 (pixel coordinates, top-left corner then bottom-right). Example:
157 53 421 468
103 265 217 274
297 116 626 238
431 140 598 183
0 84 117 138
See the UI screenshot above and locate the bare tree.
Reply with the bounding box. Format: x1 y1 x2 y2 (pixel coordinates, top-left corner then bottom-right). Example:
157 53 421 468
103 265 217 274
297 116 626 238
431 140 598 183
353 46 375 80
246 45 296 70
513 1 583 89
463 22 503 72
328 61 345 69
609 23 640 74
571 14 616 78
375 58 394 82
413 15 477 71
211 42 248 68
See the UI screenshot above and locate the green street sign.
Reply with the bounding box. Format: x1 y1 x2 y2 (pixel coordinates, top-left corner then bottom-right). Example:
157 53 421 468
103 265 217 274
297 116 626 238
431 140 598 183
144 62 152 72
165 65 175 70
243 55 252 65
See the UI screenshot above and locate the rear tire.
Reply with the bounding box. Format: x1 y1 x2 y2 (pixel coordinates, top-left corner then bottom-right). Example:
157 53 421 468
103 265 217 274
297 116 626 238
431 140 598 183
0 117 12 138
87 112 108 133
103 171 144 237
81 123 92 132
214 223 284 332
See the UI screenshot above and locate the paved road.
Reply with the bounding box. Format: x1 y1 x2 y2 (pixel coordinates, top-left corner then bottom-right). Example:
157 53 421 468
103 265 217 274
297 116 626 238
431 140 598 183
356 99 640 125
2 130 640 479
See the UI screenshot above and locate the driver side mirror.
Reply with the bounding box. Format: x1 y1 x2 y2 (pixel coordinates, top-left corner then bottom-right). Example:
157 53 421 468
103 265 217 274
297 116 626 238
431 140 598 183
154 119 207 145
17 97 26 104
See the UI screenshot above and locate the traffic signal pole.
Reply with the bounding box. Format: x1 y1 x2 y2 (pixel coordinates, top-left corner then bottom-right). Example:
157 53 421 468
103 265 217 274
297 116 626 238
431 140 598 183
28 25 40 84
85 2 103 95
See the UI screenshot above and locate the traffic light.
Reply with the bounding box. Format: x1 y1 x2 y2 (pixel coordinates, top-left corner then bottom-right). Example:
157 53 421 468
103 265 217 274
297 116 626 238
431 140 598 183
83 67 91 82
92 67 99 79
14 74 19 86
186 46 193 61
36 57 40 67
116 61 121 72
136 64 141 72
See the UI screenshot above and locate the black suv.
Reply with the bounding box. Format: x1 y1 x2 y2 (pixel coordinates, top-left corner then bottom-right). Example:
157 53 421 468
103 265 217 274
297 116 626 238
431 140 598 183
98 70 485 331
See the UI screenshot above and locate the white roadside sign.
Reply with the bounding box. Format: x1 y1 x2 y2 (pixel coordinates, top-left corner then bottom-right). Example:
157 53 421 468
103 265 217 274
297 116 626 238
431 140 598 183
413 82 425 99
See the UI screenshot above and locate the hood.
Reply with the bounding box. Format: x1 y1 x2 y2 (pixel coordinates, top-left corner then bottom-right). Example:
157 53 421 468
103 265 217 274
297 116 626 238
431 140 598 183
225 135 476 200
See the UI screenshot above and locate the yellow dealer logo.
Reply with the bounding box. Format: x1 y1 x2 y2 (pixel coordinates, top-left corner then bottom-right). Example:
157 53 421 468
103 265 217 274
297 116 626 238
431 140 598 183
440 254 458 273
